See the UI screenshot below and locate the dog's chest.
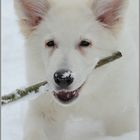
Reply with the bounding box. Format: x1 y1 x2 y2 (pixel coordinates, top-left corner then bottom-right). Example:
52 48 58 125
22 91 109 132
65 118 105 139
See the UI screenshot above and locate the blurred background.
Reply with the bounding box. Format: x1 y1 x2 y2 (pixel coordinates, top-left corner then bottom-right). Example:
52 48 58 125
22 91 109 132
1 0 139 140
2 0 27 140
2 0 27 95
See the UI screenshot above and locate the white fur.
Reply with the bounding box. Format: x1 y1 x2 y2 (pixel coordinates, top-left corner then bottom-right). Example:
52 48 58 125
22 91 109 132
14 0 139 140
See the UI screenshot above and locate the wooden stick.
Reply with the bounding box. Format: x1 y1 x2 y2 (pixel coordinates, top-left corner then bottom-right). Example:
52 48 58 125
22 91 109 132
1 81 48 105
95 51 122 68
1 51 122 105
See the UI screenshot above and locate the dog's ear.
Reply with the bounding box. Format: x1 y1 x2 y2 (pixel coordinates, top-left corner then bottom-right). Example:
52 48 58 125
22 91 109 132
92 0 127 29
14 0 49 35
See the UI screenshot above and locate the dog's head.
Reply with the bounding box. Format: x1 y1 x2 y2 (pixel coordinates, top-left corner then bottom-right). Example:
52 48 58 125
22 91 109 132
15 0 127 105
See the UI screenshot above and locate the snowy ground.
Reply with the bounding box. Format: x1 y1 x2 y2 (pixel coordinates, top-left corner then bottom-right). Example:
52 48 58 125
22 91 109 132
2 0 27 140
1 0 139 140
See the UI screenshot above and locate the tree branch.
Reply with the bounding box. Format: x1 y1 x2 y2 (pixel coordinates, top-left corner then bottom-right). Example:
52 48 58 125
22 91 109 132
1 81 48 105
1 51 122 105
95 51 122 68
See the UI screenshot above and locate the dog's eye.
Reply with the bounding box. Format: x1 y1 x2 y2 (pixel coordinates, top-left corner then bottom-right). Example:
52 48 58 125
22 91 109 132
79 40 91 47
46 40 56 48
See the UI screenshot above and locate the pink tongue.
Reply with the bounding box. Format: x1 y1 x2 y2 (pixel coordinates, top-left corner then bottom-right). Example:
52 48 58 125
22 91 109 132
57 92 74 101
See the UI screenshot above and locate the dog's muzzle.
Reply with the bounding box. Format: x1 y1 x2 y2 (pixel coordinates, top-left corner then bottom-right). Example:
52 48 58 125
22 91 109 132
53 69 84 104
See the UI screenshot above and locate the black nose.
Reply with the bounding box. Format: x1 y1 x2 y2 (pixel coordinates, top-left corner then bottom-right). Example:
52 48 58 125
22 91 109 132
54 69 74 89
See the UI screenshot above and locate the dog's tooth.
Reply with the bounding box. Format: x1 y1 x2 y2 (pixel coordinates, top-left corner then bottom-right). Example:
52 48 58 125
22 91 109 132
75 92 77 96
67 94 70 98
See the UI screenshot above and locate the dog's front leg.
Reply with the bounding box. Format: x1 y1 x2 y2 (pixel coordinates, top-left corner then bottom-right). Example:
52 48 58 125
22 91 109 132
23 99 66 140
23 112 49 140
24 129 47 140
24 120 65 140
23 115 65 140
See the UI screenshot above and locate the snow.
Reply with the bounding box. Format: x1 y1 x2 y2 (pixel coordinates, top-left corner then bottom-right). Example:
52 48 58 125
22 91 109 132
62 71 71 78
2 0 27 95
1 0 139 140
2 0 28 140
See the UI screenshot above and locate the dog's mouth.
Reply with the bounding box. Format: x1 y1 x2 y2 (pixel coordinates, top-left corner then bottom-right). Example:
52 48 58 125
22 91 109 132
53 84 84 104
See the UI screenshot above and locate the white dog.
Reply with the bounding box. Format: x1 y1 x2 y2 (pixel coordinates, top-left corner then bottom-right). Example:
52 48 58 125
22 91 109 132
14 0 139 140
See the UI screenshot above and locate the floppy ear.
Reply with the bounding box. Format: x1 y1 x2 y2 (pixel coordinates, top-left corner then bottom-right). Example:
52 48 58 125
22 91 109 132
92 0 127 29
14 0 49 35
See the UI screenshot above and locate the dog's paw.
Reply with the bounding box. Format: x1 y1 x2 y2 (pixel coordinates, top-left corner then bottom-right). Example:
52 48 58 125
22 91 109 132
24 131 48 140
93 131 138 140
